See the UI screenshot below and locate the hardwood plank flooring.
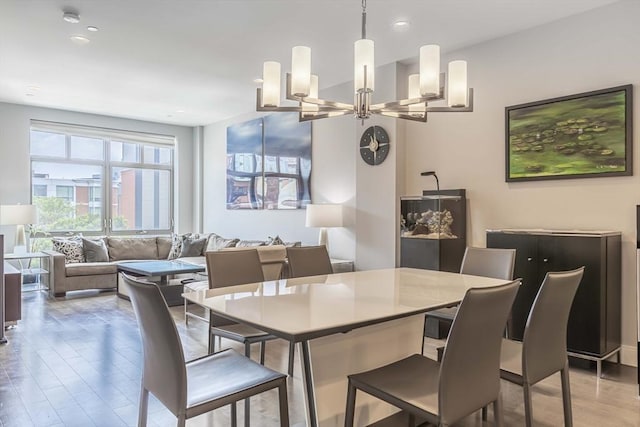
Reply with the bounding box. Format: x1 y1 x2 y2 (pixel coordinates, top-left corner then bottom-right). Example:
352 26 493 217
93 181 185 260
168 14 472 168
0 290 637 426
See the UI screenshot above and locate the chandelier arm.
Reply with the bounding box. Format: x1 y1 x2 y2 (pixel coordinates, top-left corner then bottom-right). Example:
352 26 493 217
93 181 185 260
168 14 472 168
257 89 351 112
299 110 353 122
425 88 474 112
375 111 428 122
369 95 442 111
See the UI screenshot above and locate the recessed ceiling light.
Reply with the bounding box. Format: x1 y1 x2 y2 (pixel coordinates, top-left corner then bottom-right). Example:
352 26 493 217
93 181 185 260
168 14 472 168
87 26 99 32
26 85 41 92
176 109 185 113
25 93 35 97
70 35 90 45
253 78 264 84
63 11 80 24
393 20 410 30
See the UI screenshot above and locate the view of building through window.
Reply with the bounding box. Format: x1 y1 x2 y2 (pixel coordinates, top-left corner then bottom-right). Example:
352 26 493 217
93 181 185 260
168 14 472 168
29 122 174 246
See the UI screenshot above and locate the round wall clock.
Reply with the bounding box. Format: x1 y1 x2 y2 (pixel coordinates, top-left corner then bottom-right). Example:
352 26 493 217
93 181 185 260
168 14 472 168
359 125 390 166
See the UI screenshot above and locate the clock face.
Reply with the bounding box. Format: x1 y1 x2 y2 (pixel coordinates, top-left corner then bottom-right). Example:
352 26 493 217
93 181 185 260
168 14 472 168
359 125 390 166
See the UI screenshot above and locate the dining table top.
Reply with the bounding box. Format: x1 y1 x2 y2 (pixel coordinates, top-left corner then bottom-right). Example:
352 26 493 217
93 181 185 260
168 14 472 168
182 267 512 342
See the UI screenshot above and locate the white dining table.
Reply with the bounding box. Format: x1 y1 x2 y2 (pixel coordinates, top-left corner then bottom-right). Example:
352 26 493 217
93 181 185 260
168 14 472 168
182 267 511 427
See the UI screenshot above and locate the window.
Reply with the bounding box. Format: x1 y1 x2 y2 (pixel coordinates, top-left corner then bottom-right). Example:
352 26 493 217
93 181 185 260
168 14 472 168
30 121 174 236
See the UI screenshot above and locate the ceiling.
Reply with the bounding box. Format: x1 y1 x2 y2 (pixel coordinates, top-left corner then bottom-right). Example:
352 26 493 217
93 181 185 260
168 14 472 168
0 0 620 127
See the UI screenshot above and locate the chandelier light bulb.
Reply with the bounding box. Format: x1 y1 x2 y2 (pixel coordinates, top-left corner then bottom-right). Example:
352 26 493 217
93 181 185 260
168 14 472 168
419 45 440 96
262 61 281 107
291 46 311 97
447 60 468 107
354 39 375 93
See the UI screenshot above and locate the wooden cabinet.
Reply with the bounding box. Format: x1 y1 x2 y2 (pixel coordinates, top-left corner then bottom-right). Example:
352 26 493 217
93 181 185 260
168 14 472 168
400 189 467 273
487 230 621 358
4 262 21 322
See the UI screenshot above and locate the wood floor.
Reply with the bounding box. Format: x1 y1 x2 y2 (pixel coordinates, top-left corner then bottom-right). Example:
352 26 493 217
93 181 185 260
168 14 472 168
0 290 638 427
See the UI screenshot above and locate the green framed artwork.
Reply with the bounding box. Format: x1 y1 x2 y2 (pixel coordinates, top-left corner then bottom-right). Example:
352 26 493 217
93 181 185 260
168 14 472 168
505 85 633 182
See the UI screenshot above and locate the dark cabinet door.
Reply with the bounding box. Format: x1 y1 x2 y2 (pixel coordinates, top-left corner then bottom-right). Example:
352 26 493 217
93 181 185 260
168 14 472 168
487 232 539 340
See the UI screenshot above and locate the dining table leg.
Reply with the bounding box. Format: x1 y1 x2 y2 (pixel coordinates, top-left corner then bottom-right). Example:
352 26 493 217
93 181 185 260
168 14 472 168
300 340 318 427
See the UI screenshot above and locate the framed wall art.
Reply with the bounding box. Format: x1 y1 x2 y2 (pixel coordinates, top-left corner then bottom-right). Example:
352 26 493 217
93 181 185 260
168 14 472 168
505 85 632 182
226 113 312 209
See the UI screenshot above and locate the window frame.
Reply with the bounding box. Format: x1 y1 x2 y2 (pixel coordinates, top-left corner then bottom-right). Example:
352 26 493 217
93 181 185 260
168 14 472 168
29 121 175 237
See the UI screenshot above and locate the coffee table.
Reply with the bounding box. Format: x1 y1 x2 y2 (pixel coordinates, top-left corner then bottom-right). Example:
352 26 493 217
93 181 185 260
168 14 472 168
117 260 205 306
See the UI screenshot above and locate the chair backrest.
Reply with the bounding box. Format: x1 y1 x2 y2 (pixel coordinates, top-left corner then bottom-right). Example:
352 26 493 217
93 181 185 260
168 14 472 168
438 280 520 425
124 274 187 416
522 267 584 384
206 249 265 288
459 246 516 280
286 245 333 278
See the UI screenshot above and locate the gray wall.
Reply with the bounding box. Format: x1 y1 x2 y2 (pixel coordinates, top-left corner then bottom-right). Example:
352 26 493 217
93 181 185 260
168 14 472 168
0 102 196 249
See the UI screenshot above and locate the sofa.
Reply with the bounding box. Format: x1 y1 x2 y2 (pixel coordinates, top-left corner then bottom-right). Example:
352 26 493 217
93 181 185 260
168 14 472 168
44 233 292 297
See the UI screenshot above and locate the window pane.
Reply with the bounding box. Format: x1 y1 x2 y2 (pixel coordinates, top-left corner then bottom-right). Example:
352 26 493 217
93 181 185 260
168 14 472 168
111 141 140 162
70 135 104 160
143 146 172 165
32 161 103 232
30 130 66 157
111 167 171 231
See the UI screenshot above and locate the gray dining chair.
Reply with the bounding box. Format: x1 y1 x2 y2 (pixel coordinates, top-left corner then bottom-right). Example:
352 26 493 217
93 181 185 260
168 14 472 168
286 245 333 279
425 246 516 339
284 245 334 376
500 267 584 427
123 274 289 427
345 280 520 427
206 249 277 361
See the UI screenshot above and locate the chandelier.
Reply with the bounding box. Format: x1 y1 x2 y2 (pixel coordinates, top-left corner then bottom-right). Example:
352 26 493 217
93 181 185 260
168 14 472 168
256 0 474 123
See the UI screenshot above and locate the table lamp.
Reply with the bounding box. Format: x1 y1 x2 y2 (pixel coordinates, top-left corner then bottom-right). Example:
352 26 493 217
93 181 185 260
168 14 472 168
305 204 344 247
0 204 37 253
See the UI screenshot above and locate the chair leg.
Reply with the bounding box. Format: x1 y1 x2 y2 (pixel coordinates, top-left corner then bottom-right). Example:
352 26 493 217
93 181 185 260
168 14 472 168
523 383 533 427
260 341 266 365
231 402 237 427
482 406 487 421
184 299 189 325
344 380 357 427
138 386 149 427
288 342 295 376
278 379 290 427
560 364 573 427
208 331 214 354
245 341 251 358
493 395 504 427
245 396 251 427
177 415 186 427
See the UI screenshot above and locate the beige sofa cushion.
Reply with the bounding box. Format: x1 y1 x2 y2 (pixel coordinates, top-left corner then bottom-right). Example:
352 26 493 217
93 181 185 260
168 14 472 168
157 236 172 259
66 262 118 277
107 237 159 261
205 233 239 252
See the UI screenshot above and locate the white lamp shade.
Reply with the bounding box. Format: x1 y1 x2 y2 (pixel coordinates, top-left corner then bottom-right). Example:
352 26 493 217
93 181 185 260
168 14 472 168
0 204 37 225
447 60 468 107
305 204 343 228
354 39 374 93
262 61 281 107
419 44 440 96
291 46 311 97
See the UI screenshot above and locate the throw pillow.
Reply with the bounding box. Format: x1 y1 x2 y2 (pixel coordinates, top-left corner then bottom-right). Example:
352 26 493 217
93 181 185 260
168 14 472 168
180 236 207 257
82 237 109 263
267 235 285 246
167 233 191 260
52 236 84 264
205 233 239 253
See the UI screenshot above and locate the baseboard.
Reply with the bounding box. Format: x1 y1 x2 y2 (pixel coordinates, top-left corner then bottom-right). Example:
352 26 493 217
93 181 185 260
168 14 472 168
620 344 637 367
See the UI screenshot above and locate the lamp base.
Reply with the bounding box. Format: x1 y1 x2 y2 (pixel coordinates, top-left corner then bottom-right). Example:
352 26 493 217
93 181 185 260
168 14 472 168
318 228 328 247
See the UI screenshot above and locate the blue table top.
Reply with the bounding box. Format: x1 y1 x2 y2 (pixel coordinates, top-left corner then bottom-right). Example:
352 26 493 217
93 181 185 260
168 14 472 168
117 260 205 276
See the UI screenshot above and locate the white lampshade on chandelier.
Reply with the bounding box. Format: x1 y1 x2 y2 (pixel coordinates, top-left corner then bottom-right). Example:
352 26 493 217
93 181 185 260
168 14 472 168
256 0 473 122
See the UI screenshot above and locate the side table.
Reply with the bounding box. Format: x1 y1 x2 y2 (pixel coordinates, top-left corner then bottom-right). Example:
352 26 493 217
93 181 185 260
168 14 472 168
4 252 50 292
330 258 355 273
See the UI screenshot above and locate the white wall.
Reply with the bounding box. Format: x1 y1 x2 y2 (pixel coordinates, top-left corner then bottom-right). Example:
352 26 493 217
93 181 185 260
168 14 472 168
0 102 195 249
403 0 640 365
